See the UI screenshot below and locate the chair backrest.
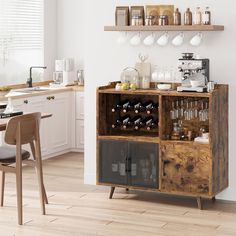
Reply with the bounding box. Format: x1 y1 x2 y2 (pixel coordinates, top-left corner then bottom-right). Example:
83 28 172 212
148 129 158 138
5 112 41 145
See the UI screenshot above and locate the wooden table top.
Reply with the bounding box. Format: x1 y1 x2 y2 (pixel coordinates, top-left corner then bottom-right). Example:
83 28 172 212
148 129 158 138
0 113 52 131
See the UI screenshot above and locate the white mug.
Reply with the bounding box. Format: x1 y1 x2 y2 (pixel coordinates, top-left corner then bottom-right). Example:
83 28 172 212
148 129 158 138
130 33 141 46
117 32 127 45
190 32 203 46
143 33 155 46
172 32 184 46
157 32 169 46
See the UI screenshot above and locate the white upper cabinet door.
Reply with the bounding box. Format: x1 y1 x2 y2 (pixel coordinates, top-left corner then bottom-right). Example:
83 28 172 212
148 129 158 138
76 92 84 120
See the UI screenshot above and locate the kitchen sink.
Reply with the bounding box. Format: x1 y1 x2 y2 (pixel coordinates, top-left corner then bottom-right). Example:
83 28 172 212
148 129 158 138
11 87 52 93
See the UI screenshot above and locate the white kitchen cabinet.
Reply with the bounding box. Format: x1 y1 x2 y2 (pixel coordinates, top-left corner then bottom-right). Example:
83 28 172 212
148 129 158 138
11 91 72 158
76 92 84 119
75 91 84 152
76 119 84 150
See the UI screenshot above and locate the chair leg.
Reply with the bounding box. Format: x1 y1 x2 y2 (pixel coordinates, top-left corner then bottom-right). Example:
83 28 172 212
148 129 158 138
30 141 48 204
16 162 23 225
35 141 46 215
0 171 5 207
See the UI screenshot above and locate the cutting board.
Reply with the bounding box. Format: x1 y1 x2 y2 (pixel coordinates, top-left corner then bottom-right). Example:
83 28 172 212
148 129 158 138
135 62 151 78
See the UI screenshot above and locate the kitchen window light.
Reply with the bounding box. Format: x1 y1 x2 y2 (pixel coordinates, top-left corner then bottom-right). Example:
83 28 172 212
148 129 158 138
0 0 44 86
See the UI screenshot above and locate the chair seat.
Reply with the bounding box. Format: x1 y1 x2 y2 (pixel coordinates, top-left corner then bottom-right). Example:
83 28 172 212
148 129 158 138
0 146 30 164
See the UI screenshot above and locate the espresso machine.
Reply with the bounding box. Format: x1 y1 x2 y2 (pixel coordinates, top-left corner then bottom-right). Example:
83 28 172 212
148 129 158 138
177 53 210 92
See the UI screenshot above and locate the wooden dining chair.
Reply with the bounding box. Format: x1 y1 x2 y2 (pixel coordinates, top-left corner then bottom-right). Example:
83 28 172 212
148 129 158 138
0 112 48 225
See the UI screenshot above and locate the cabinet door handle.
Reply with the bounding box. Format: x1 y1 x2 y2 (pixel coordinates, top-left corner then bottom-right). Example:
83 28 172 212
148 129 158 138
24 99 28 104
46 96 51 100
51 96 55 100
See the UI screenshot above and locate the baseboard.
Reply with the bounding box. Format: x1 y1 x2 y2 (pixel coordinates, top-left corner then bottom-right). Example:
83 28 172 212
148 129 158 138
42 148 83 160
216 187 236 201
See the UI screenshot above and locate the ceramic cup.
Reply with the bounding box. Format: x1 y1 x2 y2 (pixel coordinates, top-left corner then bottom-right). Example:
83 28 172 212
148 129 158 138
130 33 141 46
190 32 203 46
117 32 127 45
157 32 169 46
143 33 155 46
172 32 184 46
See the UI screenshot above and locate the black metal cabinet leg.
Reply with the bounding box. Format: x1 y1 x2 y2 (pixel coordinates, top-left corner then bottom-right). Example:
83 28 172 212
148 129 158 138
109 187 115 199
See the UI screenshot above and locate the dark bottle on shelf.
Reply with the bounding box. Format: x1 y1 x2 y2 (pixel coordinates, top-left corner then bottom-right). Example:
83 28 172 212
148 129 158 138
134 101 144 114
141 116 158 130
146 120 158 131
144 101 158 114
126 115 142 130
123 100 138 113
111 99 129 113
112 114 131 129
133 115 144 130
122 115 134 129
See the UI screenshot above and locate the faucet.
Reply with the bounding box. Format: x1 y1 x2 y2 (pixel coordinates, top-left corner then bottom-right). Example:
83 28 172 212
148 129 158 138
27 66 47 87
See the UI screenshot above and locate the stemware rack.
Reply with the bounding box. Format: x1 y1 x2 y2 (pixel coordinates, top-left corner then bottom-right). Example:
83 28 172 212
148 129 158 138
97 82 228 209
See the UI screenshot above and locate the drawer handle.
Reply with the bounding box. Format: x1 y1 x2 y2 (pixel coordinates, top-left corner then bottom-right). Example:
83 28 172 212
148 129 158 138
46 96 51 100
51 96 55 100
24 100 28 104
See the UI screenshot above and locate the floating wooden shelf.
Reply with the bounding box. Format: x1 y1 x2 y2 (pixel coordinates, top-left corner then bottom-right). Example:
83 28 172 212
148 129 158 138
104 25 224 32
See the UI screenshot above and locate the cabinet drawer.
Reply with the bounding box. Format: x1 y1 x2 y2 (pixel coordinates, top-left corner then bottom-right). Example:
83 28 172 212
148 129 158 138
160 143 211 195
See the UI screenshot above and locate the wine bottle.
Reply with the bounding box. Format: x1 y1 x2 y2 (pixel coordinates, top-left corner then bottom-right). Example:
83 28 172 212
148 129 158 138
144 101 157 114
146 120 158 131
134 101 144 114
111 99 129 113
112 115 131 129
133 116 144 130
111 119 122 129
144 116 158 131
122 100 133 113
121 115 132 129
140 116 157 130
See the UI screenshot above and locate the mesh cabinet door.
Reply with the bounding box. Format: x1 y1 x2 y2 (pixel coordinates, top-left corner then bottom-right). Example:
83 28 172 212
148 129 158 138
99 140 128 185
128 142 159 189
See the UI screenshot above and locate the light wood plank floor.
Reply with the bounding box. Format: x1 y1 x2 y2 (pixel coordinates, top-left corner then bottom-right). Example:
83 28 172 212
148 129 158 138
1 152 236 236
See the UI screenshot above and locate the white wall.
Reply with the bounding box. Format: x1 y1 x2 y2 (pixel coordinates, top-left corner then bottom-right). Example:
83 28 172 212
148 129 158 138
82 0 236 201
44 0 57 81
57 0 85 70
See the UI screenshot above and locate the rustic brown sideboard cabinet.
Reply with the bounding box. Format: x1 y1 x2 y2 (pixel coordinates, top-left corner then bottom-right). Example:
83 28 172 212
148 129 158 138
96 82 228 209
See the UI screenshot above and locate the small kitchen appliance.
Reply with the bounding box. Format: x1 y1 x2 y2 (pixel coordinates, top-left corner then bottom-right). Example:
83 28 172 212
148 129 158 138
177 53 209 92
53 58 75 86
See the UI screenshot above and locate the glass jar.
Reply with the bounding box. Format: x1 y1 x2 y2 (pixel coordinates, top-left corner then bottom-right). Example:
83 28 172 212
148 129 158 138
173 8 181 25
145 15 154 26
131 15 143 26
184 8 192 25
202 7 211 25
193 7 202 25
141 76 150 89
159 15 169 25
77 70 84 86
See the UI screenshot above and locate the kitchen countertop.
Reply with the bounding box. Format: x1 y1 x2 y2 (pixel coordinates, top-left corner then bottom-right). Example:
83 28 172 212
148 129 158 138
0 85 84 101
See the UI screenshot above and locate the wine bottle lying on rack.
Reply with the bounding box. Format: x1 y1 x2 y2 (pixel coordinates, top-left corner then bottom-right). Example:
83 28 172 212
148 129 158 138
134 101 144 114
142 116 158 131
123 115 142 129
111 100 129 113
144 101 158 114
111 115 131 129
123 100 140 113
